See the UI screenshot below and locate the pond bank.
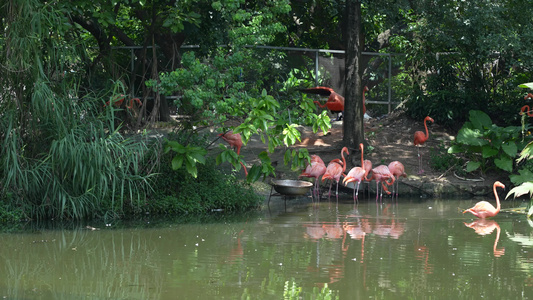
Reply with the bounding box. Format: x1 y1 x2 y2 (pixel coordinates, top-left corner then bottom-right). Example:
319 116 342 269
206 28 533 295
243 112 501 200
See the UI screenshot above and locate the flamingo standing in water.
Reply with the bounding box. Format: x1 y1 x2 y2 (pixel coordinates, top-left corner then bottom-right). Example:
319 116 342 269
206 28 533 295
299 155 327 195
463 181 505 218
343 143 366 202
413 116 434 174
322 147 350 199
219 131 248 176
369 165 395 201
388 161 407 197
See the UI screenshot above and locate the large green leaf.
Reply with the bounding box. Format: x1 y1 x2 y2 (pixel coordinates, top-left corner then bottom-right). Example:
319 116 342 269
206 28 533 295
171 155 184 170
457 127 487 146
466 161 481 172
447 144 463 154
494 157 513 172
510 168 533 185
469 110 492 130
501 142 518 158
482 145 498 158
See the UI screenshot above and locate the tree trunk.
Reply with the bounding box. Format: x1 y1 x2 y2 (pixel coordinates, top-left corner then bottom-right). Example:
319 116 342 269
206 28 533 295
343 0 365 152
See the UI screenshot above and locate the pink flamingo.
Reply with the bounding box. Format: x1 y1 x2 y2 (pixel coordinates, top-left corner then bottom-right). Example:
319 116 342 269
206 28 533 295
463 181 505 218
299 155 327 195
219 131 248 176
322 147 350 198
369 165 395 201
413 116 434 174
388 161 407 197
362 159 373 197
343 143 366 202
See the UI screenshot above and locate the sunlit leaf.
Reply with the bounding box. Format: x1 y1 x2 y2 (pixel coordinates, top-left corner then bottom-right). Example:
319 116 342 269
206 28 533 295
447 144 463 154
506 182 533 200
457 127 486 146
517 141 533 163
518 82 533 89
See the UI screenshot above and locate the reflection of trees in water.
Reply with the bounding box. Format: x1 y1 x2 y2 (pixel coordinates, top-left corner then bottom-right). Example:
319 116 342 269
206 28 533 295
0 228 163 298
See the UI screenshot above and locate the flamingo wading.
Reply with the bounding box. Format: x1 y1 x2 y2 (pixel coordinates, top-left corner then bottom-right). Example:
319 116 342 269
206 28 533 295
388 161 407 198
343 144 366 202
463 181 505 219
322 147 350 199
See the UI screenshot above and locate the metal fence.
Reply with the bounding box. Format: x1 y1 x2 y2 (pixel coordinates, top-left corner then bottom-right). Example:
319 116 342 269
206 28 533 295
113 45 405 114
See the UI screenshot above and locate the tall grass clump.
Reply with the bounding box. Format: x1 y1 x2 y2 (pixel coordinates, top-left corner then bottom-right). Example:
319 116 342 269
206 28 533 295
0 0 156 220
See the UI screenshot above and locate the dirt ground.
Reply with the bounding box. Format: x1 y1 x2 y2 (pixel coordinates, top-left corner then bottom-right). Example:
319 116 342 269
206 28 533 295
242 110 501 198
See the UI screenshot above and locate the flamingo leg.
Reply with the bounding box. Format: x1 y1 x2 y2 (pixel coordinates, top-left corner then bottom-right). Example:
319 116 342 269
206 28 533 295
355 182 361 203
418 146 424 174
375 181 379 201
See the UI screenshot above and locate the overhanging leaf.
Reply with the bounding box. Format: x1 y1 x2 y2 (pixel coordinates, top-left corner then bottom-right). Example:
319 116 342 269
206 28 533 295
506 182 533 199
517 141 533 163
518 82 533 89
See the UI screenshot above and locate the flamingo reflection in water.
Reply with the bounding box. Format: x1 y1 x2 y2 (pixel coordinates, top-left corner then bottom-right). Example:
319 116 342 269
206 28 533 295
464 219 505 257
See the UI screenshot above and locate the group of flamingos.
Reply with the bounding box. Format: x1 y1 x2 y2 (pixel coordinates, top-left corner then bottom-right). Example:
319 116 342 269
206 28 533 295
220 86 506 220
299 115 434 203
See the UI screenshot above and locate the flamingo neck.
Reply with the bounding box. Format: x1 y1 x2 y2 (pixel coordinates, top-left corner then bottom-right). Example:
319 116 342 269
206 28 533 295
341 149 348 172
359 145 364 170
424 118 430 141
494 184 501 213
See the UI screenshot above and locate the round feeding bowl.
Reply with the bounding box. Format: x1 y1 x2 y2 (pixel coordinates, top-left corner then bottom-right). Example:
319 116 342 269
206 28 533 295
271 179 313 196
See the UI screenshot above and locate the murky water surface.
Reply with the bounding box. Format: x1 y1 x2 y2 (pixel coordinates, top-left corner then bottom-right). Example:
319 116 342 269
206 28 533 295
1 196 532 299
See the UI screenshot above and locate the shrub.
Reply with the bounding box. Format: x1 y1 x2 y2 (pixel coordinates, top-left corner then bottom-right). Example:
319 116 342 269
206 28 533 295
146 155 262 216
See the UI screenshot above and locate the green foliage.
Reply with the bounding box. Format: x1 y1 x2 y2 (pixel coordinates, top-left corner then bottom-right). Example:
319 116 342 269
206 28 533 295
164 140 207 178
148 156 262 215
507 134 533 218
404 0 533 128
0 200 24 223
429 141 463 172
448 110 525 175
148 50 331 182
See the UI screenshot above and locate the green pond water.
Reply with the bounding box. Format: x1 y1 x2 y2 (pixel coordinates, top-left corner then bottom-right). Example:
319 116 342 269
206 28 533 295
1 195 532 299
